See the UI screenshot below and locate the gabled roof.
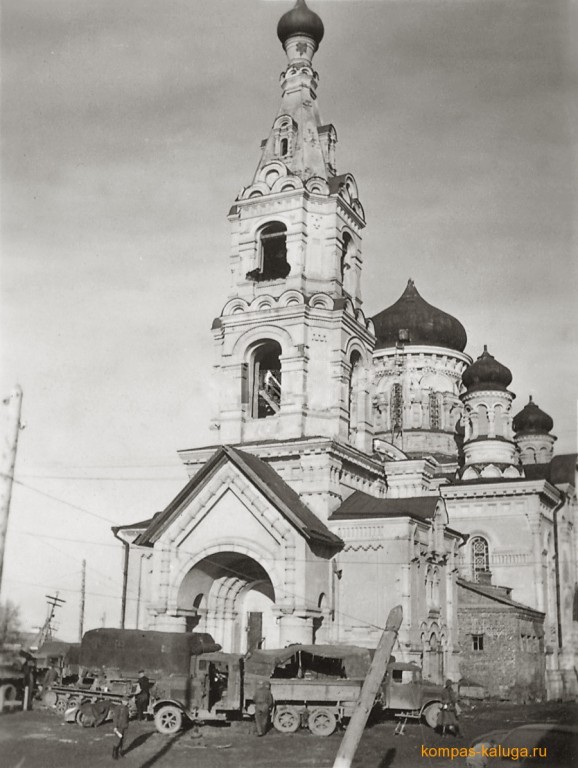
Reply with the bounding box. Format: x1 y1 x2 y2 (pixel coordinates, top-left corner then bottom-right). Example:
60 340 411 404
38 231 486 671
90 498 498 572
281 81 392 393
457 578 544 617
330 491 439 522
135 445 342 549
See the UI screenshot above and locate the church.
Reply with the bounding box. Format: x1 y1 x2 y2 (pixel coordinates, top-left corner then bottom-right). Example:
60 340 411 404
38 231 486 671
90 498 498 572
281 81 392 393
113 1 577 701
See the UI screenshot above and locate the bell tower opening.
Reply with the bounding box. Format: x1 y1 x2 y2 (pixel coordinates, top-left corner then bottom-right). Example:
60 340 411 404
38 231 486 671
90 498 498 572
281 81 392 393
251 341 282 419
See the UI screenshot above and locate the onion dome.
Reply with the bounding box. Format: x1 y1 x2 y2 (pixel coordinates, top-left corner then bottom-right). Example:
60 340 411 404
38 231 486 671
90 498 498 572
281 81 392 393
371 279 467 352
277 0 324 47
462 346 512 392
513 396 554 435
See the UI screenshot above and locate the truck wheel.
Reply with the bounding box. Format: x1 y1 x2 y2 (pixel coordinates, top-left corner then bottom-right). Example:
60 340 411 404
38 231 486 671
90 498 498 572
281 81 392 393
273 706 300 733
423 702 442 729
308 707 337 737
55 697 69 715
154 705 183 735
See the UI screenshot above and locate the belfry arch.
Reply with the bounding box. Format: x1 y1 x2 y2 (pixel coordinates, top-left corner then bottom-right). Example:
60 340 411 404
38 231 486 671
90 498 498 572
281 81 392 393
176 551 277 653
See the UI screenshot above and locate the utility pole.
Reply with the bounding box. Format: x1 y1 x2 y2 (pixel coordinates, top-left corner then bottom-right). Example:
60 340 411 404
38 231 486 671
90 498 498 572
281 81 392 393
332 605 403 768
0 385 23 594
34 593 66 649
78 559 86 641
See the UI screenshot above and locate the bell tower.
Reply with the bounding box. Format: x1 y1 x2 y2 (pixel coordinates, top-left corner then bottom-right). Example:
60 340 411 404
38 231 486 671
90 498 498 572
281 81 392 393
211 0 375 453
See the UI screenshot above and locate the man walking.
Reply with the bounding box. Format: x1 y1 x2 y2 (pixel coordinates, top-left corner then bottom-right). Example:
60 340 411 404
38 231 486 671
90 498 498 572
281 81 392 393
112 697 130 760
253 680 274 737
135 669 151 721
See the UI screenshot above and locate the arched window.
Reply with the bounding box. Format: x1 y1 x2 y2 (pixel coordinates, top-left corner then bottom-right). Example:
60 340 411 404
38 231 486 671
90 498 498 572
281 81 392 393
348 351 362 439
252 341 282 419
429 391 441 430
477 404 489 436
246 223 290 282
260 222 289 280
390 383 403 436
280 137 288 156
340 233 356 295
471 536 490 581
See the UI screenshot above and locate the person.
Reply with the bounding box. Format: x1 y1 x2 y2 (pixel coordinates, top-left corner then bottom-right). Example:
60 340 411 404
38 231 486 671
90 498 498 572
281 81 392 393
111 697 130 760
135 670 151 721
253 680 274 737
42 664 59 692
438 679 462 737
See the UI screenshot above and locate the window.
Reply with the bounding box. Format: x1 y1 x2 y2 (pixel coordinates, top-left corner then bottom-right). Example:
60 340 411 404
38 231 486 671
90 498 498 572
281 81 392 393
340 233 356 295
247 223 290 282
391 383 403 436
252 341 282 419
429 391 441 430
472 634 484 652
348 351 362 439
471 536 490 581
280 137 288 156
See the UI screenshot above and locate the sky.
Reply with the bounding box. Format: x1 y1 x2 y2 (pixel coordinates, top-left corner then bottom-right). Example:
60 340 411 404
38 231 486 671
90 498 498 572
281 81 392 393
1 0 576 642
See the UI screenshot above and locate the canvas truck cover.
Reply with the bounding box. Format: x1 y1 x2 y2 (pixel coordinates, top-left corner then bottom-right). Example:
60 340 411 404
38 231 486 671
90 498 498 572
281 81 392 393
80 629 221 677
245 644 372 679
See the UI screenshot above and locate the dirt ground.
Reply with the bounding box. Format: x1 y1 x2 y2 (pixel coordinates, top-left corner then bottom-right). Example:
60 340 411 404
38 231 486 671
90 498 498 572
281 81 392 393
1 700 576 768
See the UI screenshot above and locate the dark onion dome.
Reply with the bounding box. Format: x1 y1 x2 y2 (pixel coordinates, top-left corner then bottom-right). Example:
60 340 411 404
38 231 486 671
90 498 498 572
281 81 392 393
277 0 324 46
371 279 467 352
462 345 513 392
513 396 554 435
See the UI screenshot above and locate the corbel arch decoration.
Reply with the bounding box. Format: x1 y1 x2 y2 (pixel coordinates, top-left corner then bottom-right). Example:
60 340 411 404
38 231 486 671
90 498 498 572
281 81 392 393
279 290 305 307
309 292 333 310
221 298 249 316
305 176 329 195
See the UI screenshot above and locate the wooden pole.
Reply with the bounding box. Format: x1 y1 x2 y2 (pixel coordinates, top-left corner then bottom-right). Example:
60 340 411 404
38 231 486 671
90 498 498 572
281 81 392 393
79 559 86 641
332 605 403 768
0 386 23 593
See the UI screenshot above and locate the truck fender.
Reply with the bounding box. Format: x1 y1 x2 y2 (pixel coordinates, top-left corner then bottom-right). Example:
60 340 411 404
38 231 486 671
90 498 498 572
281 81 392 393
152 698 186 713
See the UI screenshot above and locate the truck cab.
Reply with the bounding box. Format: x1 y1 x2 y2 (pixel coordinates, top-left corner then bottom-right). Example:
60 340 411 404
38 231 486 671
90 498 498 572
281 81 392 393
381 662 444 728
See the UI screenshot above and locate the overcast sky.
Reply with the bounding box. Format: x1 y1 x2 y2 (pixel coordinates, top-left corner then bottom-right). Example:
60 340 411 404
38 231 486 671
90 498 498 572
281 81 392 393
1 0 576 642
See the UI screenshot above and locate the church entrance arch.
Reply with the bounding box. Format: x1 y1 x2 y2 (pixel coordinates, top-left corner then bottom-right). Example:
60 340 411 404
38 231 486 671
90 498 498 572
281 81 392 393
176 551 277 653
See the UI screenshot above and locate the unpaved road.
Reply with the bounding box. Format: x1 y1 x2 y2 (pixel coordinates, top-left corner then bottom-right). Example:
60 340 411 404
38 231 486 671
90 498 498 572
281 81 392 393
1 701 576 768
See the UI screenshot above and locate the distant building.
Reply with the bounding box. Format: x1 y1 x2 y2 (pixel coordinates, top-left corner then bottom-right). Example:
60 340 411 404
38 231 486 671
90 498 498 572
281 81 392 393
114 1 577 700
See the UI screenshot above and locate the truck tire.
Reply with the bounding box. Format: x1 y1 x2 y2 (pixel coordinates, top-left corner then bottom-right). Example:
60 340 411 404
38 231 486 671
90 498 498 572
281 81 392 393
154 705 183 735
55 697 69 715
423 701 442 729
308 707 337 737
0 684 17 712
272 706 300 733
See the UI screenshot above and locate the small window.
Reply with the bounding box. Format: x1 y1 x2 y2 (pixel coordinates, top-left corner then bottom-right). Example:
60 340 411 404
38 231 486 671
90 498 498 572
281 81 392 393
472 634 484 652
398 328 410 342
280 137 288 156
391 669 403 683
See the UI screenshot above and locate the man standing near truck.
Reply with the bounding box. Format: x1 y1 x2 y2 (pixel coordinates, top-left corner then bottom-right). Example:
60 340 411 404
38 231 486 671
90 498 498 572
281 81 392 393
253 680 274 737
111 697 130 760
135 670 151 721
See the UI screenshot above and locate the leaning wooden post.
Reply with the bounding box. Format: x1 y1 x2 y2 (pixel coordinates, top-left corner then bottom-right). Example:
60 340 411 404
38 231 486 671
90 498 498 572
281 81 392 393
332 605 403 768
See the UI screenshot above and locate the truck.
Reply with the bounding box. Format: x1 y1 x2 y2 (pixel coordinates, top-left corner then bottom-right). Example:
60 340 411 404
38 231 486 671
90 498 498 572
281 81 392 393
48 628 220 724
152 643 446 736
0 647 26 713
51 629 444 736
